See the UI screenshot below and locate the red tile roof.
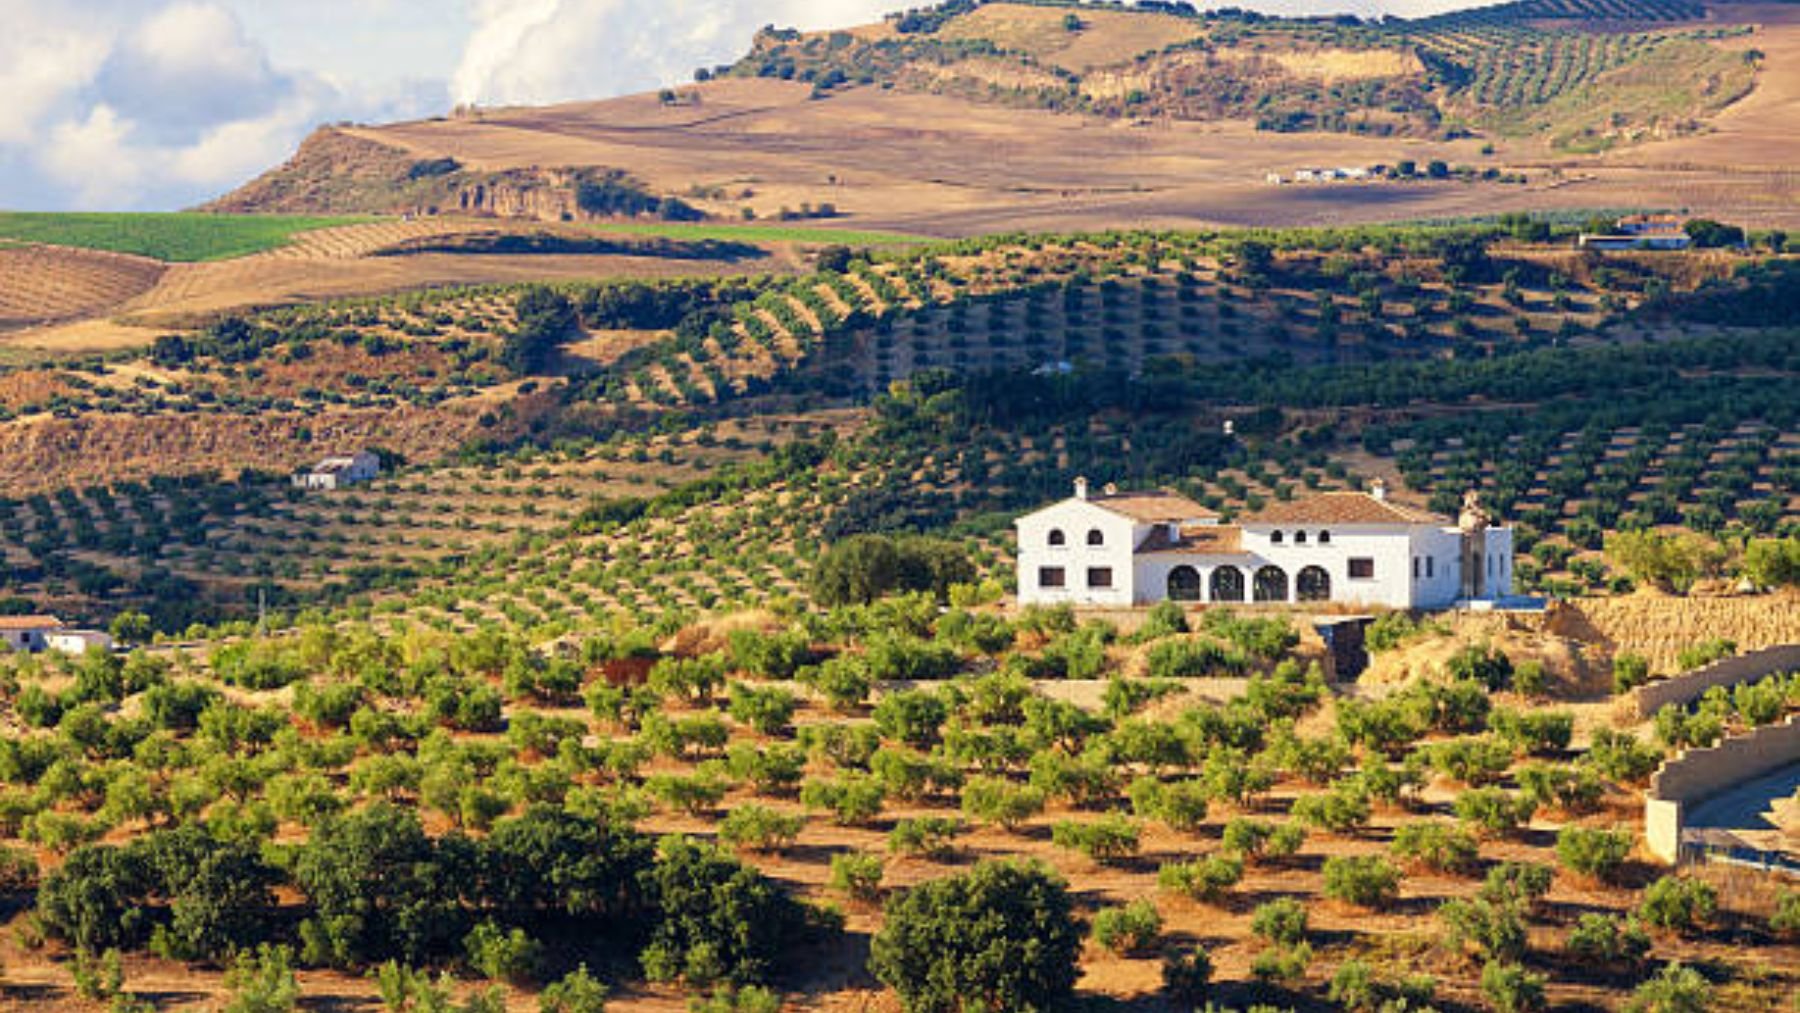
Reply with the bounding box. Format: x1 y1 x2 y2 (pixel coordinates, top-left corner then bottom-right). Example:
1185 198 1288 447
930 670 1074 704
1089 489 1218 523
1135 525 1243 555
0 616 62 631
1242 492 1445 526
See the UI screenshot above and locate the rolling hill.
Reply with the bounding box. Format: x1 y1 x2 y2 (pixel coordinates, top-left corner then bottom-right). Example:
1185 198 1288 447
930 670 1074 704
204 0 1800 240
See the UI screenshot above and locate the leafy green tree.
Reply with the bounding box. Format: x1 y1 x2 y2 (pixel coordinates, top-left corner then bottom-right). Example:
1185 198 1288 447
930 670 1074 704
1626 962 1711 1013
869 860 1081 1013
539 964 609 1013
223 944 300 1013
503 287 578 375
294 803 474 967
639 836 807 988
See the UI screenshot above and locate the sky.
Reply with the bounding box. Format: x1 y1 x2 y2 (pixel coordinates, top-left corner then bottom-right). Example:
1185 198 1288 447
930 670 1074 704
0 0 1485 212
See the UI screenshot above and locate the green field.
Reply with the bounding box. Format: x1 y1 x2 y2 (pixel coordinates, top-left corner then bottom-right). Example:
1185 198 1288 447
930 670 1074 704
580 220 926 246
0 212 371 262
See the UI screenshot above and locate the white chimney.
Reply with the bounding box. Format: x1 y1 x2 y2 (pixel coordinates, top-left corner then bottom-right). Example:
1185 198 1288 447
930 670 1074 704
1074 476 1089 501
1370 478 1388 502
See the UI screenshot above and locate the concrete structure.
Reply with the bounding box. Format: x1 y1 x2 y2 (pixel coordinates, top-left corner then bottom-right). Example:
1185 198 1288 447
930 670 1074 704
293 450 382 491
0 615 63 653
1579 214 1693 251
1015 479 1512 610
45 630 114 655
1645 715 1800 863
1631 643 1800 719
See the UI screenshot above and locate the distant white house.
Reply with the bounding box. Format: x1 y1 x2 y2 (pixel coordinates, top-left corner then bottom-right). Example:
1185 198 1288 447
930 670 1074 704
0 616 112 655
47 630 114 655
1015 478 1512 610
0 615 63 653
1579 214 1692 251
293 450 382 491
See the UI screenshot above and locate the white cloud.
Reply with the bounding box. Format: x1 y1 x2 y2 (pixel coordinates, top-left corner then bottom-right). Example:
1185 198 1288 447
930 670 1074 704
0 2 117 145
451 0 895 108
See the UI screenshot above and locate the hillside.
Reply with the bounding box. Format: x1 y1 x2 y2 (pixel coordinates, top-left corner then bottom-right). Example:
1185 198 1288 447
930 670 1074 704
201 0 1800 238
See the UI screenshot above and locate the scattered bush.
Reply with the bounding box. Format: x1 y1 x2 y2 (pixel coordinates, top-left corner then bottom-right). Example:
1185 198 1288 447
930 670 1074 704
1637 876 1717 935
1321 855 1401 909
1555 825 1632 883
1249 897 1307 947
1091 899 1163 954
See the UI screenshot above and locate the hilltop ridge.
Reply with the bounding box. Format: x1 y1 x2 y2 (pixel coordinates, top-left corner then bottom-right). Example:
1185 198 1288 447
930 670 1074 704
203 0 1799 237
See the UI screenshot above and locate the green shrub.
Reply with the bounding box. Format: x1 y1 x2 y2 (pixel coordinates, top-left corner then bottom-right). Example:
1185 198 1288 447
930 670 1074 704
1584 729 1662 784
1329 959 1436 1013
828 853 884 903
1290 782 1371 835
1565 913 1651 968
1637 876 1717 935
869 860 1081 1013
639 836 806 988
727 684 798 735
1249 897 1307 947
872 690 949 747
1490 708 1573 755
538 964 609 1013
1512 660 1549 699
1144 638 1247 679
464 921 542 983
799 775 885 826
1161 945 1212 1003
1625 962 1711 1013
1250 941 1311 984
1391 822 1479 874
1675 638 1735 672
1440 897 1527 962
1092 898 1163 954
1428 735 1514 786
1480 960 1546 1013
1454 787 1535 837
1128 776 1209 832
800 656 873 712
1517 761 1604 814
1446 643 1513 690
1157 853 1244 903
223 944 299 1013
1555 825 1632 883
1050 815 1141 863
717 805 805 853
1613 653 1652 693
1221 818 1304 864
1480 862 1553 911
1321 855 1401 909
687 984 782 1013
888 817 966 858
1772 889 1800 937
960 776 1045 831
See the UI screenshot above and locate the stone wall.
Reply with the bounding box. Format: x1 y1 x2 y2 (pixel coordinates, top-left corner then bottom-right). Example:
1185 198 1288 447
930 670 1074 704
1630 644 1800 719
1644 715 1800 863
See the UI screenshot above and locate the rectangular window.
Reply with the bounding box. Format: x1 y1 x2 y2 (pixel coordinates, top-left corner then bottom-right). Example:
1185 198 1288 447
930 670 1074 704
1349 558 1375 579
1087 567 1113 589
1412 557 1420 580
1039 567 1066 589
1426 556 1435 579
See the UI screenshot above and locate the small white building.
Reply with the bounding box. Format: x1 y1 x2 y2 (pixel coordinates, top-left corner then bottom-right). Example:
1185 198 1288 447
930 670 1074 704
293 451 382 491
0 615 63 653
1015 478 1512 610
46 630 114 655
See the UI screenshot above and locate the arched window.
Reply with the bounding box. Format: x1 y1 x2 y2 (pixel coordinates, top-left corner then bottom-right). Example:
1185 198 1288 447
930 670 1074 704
1295 531 1308 545
1254 565 1289 603
1048 529 1066 547
1087 529 1105 546
1167 566 1202 602
1318 531 1331 544
1210 566 1245 603
1270 530 1284 544
1297 566 1331 602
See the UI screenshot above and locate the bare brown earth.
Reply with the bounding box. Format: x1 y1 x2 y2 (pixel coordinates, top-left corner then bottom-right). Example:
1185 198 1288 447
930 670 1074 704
0 219 800 354
322 4 1800 241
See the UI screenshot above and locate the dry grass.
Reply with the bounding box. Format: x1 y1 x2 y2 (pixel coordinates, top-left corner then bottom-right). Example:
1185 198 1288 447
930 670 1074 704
936 2 1204 73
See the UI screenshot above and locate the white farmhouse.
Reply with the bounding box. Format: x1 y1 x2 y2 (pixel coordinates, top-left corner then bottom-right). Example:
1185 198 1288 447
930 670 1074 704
0 615 63 653
1015 478 1512 610
293 451 382 491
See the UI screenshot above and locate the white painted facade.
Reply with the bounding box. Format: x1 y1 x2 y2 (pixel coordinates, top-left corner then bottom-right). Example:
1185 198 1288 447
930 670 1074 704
45 630 115 655
293 451 382 491
0 616 64 653
1015 480 1513 610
